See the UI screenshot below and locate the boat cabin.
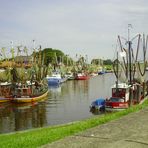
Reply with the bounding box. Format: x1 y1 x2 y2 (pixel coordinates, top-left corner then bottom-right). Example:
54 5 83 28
0 82 12 98
105 83 131 111
111 83 131 102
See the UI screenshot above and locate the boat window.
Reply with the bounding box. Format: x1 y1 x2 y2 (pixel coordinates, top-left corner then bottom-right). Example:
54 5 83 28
112 88 126 98
110 97 124 102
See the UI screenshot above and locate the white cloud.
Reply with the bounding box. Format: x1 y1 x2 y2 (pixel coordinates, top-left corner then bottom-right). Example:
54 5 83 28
0 0 148 60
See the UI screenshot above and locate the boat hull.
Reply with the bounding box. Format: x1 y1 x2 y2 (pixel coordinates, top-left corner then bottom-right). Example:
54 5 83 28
105 99 129 111
105 107 128 112
98 71 106 75
12 90 49 103
75 76 89 80
47 79 61 85
0 97 11 103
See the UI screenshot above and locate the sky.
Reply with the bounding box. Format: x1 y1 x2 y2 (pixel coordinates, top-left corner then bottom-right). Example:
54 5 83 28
0 0 148 61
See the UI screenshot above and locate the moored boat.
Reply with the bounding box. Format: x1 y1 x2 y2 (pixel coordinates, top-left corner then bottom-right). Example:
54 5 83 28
65 72 75 80
105 82 146 111
105 29 148 111
75 73 89 80
105 83 130 111
12 89 48 103
90 72 98 77
98 71 106 75
47 71 67 85
90 98 105 111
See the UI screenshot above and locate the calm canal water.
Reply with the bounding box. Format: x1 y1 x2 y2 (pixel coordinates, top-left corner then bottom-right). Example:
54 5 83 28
0 73 116 134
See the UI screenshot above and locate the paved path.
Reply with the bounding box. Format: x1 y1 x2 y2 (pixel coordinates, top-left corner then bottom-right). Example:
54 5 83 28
42 108 148 148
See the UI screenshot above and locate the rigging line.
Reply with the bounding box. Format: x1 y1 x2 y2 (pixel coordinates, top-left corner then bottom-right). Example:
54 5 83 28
118 36 127 72
138 34 147 76
135 34 141 62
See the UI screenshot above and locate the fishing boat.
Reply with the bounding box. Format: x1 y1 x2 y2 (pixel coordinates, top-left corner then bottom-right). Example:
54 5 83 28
65 72 75 80
75 72 89 80
105 83 131 111
98 66 106 75
10 45 49 103
46 71 67 85
11 68 49 103
12 86 48 103
105 27 147 111
90 72 98 77
105 82 146 111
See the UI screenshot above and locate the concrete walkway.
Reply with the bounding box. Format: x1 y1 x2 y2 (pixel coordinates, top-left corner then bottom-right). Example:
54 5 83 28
42 108 148 148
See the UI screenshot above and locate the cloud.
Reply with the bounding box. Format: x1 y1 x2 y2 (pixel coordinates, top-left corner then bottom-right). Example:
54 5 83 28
0 0 148 60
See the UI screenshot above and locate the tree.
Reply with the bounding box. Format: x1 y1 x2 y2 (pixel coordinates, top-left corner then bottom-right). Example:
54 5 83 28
103 59 113 65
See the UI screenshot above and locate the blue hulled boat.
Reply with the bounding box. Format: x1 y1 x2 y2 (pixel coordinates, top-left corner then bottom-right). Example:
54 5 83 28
90 98 105 111
46 71 67 86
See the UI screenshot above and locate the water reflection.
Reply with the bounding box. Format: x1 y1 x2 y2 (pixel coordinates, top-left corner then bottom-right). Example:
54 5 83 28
12 101 47 131
0 103 12 133
0 73 117 133
89 107 105 115
0 100 48 133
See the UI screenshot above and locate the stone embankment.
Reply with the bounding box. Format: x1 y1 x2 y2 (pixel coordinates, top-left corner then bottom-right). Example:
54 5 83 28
42 107 148 148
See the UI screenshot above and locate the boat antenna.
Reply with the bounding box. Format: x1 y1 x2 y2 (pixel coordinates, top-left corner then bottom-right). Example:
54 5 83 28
114 41 118 87
33 40 36 52
10 41 15 60
128 24 132 41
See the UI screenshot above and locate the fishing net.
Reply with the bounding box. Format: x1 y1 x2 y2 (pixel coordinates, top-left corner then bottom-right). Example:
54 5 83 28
0 69 12 82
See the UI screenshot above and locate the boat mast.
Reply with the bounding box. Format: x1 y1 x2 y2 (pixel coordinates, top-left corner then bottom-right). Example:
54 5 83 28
116 50 119 89
128 24 132 85
127 24 133 106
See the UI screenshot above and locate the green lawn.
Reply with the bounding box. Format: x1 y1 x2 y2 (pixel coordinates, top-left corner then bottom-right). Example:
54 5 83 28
0 98 148 148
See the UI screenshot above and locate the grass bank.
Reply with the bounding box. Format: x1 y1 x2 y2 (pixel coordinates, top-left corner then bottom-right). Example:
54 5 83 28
0 98 148 148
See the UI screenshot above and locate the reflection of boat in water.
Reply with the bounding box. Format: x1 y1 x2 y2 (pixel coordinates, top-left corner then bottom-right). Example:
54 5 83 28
11 101 47 132
12 102 38 110
0 102 11 110
48 85 61 93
